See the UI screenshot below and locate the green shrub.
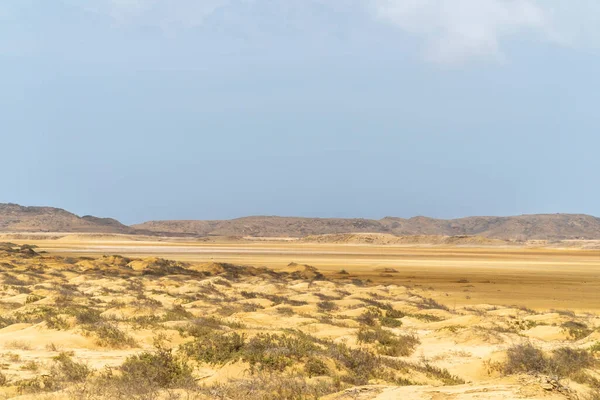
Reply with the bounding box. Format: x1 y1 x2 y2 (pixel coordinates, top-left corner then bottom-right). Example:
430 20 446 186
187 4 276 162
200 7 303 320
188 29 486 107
304 357 329 377
243 333 319 372
53 352 91 382
357 327 419 357
380 316 402 328
163 304 193 321
328 342 381 385
181 331 245 365
356 308 382 326
46 315 70 330
119 348 193 389
504 343 547 374
84 322 136 348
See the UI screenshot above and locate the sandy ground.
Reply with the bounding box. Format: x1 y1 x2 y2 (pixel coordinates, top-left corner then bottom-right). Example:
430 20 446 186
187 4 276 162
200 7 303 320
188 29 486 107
10 235 600 312
0 238 599 399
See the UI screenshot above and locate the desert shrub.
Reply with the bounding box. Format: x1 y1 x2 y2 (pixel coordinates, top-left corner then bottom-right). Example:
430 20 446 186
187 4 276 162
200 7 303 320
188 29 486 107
552 309 577 318
240 291 258 299
549 347 595 377
317 300 337 312
119 348 193 389
3 274 28 286
386 308 406 319
357 327 419 357
304 357 329 377
130 315 161 329
162 304 193 321
418 297 449 311
503 343 547 374
216 305 240 316
562 321 593 340
53 352 91 382
46 315 70 330
71 307 103 324
181 331 245 365
590 342 600 353
314 293 338 301
202 373 341 400
25 294 44 304
243 333 319 372
359 298 394 311
277 306 295 316
6 340 32 350
356 308 382 326
213 278 232 287
503 343 594 378
380 316 402 328
422 363 465 385
84 322 136 348
242 303 263 312
265 294 308 307
0 372 6 386
20 361 39 371
328 342 381 385
0 316 16 329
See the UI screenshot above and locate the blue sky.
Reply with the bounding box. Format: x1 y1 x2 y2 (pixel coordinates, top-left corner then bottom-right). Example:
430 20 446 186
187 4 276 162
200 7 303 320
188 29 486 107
1 1 599 224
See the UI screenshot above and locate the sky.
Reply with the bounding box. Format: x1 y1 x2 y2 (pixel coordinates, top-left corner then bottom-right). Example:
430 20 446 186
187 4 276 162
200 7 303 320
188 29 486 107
1 0 599 224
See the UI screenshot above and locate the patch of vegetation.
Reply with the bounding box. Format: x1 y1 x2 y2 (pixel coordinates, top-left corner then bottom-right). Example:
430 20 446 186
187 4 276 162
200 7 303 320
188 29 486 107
243 333 320 372
356 308 382 326
380 316 402 328
118 347 193 389
201 373 341 400
82 321 136 348
181 331 245 365
53 352 91 382
162 304 193 321
503 343 596 378
357 327 420 357
317 300 338 312
304 357 329 377
562 321 593 340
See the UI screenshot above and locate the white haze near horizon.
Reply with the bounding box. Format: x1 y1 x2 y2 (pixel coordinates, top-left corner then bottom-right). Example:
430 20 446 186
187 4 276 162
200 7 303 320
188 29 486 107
0 1 599 224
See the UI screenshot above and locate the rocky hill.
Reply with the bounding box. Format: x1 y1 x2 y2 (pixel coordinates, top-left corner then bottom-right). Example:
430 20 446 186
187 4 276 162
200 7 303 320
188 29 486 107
2 203 600 240
134 214 600 240
0 203 134 234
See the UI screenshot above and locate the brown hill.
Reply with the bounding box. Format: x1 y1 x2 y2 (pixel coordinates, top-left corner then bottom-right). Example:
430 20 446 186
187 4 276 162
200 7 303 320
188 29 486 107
0 203 134 234
2 203 600 240
134 214 600 240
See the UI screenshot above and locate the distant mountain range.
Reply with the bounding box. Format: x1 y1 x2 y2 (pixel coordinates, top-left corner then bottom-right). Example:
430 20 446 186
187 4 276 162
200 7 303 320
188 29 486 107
2 203 600 240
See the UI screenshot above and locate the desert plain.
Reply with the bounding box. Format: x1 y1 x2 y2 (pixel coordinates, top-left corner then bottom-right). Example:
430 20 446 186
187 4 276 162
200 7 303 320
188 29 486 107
0 233 598 399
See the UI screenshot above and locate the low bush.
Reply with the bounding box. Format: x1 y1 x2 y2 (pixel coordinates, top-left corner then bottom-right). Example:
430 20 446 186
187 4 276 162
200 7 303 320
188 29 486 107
504 343 596 378
357 327 420 357
181 331 245 365
119 348 193 389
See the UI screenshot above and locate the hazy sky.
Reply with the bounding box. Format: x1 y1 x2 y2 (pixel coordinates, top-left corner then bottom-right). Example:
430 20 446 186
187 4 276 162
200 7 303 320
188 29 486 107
1 1 599 224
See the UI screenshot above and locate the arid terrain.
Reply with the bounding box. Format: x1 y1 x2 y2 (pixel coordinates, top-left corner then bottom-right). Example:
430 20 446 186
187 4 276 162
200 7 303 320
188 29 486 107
0 235 598 399
3 203 600 240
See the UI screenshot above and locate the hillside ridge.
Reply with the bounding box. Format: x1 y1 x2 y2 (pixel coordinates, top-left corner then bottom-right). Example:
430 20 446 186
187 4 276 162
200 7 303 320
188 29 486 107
2 203 600 240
